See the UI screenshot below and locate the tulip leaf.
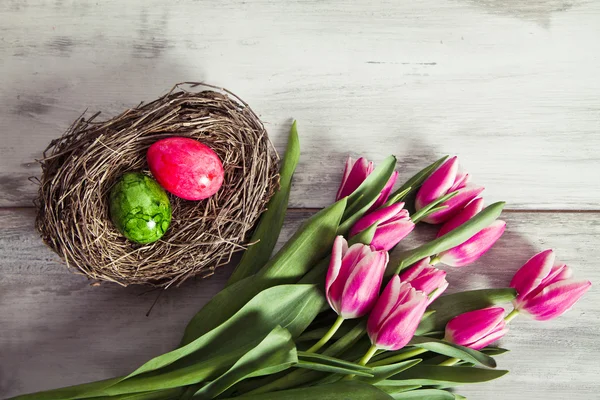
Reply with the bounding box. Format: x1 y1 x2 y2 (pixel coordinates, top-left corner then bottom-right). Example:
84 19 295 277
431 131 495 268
376 385 423 395
182 198 346 345
192 326 297 399
388 389 456 400
389 202 506 275
408 336 496 368
69 285 324 399
7 378 125 400
322 320 368 357
410 191 457 224
427 288 517 331
386 155 449 207
386 365 509 387
81 388 184 400
481 347 510 356
383 187 412 208
228 121 300 286
359 360 423 384
415 310 436 335
339 155 398 233
294 361 374 377
297 351 373 372
222 381 395 400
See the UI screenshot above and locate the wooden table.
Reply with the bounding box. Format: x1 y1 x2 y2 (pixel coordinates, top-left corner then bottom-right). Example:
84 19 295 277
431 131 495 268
1 1 599 399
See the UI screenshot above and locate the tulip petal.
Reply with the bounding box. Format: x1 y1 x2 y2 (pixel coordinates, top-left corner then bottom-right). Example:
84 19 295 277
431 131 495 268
350 203 406 238
335 157 354 200
367 275 402 341
468 322 508 350
399 258 431 282
450 171 470 191
374 288 428 350
337 157 373 200
415 157 458 210
370 218 415 251
445 307 505 347
421 184 484 224
438 220 506 267
325 236 349 313
520 279 591 321
437 197 485 238
510 249 555 303
370 170 399 211
338 251 388 319
327 242 369 314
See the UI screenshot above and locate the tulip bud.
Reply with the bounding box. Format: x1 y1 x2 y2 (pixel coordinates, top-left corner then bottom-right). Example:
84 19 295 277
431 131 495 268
445 307 508 350
349 203 415 251
336 157 398 210
415 156 484 224
435 198 505 267
399 257 448 304
367 276 428 351
510 250 591 321
325 236 389 319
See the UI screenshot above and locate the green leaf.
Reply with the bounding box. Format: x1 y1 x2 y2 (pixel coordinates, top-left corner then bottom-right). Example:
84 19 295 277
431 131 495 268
182 198 346 344
383 187 412 208
481 347 510 356
227 121 300 286
322 320 368 357
387 365 509 387
376 385 423 395
222 381 395 400
7 378 124 400
294 360 374 377
338 156 397 233
427 288 517 331
390 202 506 274
415 311 436 335
297 351 373 372
82 285 324 398
408 336 496 368
454 395 467 399
192 326 297 399
389 389 455 400
359 360 422 385
79 389 183 400
409 191 457 223
385 156 449 207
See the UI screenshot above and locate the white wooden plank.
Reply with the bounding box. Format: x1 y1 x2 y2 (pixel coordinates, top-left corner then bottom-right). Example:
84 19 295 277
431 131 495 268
1 1 599 208
0 208 598 399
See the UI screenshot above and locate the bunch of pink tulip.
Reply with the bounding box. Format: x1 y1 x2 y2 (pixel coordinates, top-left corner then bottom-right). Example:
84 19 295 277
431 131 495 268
316 155 591 367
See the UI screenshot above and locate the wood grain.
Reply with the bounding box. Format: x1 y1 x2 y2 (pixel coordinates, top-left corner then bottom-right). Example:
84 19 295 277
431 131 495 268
1 0 600 208
0 208 598 399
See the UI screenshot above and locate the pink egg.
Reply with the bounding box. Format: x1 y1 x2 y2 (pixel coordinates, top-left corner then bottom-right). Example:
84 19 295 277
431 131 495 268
147 137 224 200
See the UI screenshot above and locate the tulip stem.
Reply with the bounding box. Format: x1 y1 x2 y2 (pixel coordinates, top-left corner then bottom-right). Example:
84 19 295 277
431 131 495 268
504 309 519 323
438 357 460 366
306 315 345 353
368 347 428 367
359 344 379 366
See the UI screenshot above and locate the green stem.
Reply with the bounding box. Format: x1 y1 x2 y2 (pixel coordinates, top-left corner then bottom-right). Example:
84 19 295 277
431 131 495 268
438 357 460 366
504 308 519 323
368 347 428 367
306 315 345 353
344 345 379 381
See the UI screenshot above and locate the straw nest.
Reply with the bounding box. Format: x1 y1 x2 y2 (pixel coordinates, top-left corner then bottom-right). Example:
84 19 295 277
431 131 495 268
35 83 280 288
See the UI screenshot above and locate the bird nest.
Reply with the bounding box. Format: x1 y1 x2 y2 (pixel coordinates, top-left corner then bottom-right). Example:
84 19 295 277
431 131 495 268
35 83 280 288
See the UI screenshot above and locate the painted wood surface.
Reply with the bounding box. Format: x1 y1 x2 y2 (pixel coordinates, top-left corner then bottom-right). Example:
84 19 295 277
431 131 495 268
1 1 600 399
1 0 600 208
0 208 598 399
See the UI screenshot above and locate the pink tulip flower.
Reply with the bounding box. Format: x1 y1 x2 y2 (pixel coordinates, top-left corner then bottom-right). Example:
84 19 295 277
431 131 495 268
415 156 484 224
325 236 389 319
435 198 506 267
349 203 415 251
399 257 448 305
510 250 591 321
367 276 429 351
445 307 508 350
336 156 398 210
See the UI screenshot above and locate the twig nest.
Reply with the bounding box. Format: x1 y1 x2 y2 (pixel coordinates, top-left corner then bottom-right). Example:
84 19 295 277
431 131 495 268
35 83 279 287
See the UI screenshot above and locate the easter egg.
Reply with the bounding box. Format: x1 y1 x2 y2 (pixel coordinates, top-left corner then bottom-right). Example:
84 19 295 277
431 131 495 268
147 137 224 201
109 172 172 244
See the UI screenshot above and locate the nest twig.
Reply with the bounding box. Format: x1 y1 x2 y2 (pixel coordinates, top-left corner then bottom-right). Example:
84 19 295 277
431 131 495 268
35 82 279 288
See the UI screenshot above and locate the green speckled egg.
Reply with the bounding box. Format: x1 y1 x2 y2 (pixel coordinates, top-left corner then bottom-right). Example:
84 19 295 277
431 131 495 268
109 172 172 244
